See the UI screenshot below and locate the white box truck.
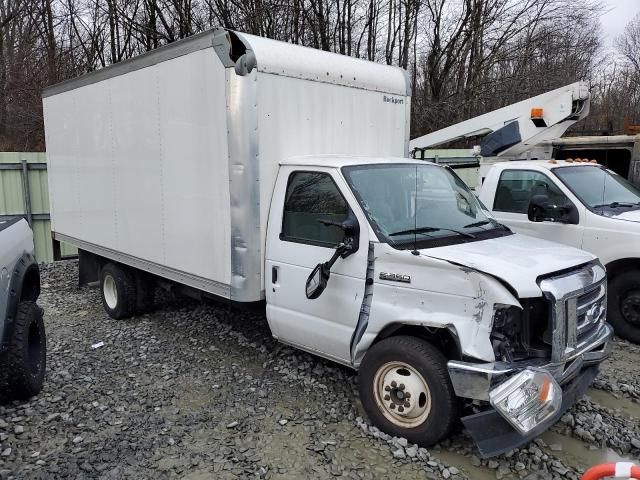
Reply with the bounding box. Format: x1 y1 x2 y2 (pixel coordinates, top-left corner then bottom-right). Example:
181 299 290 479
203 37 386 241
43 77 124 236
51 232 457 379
43 28 612 457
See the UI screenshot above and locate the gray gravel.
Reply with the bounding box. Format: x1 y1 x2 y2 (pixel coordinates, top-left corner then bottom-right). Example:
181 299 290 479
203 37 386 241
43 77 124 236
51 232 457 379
0 260 638 479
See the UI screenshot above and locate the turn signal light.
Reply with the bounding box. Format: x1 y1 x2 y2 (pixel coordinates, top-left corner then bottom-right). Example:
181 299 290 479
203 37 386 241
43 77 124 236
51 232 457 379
531 108 544 119
531 108 546 127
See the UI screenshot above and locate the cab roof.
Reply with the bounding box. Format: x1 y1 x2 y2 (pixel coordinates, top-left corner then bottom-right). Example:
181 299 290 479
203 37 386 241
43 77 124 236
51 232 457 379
490 159 602 171
280 155 433 169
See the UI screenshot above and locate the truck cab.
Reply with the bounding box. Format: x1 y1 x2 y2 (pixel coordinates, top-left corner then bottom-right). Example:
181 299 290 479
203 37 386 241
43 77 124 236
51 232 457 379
266 155 611 457
478 160 640 343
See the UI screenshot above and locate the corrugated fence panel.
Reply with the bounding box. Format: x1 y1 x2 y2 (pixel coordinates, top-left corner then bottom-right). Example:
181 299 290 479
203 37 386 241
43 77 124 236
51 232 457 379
0 171 24 214
0 152 77 262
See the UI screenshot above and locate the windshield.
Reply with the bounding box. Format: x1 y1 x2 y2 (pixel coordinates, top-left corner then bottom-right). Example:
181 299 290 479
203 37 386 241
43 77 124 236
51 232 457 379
342 163 509 249
554 166 640 211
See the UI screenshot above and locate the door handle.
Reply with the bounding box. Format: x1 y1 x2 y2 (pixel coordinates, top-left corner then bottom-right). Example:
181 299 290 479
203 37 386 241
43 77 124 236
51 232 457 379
272 266 278 284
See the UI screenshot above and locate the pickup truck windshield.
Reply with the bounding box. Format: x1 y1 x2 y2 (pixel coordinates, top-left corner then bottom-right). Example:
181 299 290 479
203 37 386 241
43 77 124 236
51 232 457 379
343 163 509 248
554 166 640 211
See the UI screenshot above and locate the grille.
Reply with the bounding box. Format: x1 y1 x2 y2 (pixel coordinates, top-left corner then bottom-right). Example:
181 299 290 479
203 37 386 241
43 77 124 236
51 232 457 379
576 283 606 339
539 262 607 363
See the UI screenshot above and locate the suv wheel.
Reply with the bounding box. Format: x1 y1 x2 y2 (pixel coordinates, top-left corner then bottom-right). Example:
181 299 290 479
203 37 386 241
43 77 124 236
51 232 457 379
4 301 46 400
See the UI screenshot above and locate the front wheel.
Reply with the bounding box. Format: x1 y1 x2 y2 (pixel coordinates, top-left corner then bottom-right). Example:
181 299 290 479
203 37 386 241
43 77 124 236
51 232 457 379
609 272 640 344
358 335 457 446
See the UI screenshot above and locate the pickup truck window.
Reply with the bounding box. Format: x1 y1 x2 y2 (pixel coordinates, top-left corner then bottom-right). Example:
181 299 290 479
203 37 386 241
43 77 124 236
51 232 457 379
343 163 508 249
281 171 350 247
554 165 640 212
494 170 570 214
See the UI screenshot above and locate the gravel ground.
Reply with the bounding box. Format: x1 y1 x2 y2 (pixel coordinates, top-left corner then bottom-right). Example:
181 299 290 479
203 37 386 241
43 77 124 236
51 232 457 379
0 260 639 479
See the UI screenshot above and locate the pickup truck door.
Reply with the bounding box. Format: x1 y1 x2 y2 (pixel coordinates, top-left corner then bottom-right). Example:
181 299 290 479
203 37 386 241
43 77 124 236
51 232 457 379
265 166 369 365
486 168 585 248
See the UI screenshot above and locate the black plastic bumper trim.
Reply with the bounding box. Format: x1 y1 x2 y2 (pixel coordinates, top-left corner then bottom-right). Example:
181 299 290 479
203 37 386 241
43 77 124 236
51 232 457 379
462 365 599 458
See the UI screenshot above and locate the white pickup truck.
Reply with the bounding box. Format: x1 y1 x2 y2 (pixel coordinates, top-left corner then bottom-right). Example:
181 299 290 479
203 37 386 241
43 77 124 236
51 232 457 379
477 160 640 344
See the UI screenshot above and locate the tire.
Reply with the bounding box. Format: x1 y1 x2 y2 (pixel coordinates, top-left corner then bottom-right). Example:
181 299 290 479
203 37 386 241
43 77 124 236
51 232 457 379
608 271 640 344
358 335 457 447
4 301 46 400
134 272 156 315
100 263 137 319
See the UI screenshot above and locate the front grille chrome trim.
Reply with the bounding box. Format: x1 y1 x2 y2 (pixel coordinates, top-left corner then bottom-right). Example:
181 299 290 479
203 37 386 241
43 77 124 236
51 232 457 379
539 262 607 363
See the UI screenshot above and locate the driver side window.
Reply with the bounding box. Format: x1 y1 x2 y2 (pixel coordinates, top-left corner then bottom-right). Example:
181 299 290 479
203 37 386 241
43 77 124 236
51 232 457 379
281 171 350 247
494 170 569 214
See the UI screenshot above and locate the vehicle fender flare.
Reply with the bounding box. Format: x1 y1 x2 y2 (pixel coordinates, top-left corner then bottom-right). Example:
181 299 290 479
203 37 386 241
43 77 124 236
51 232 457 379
353 321 463 368
2 252 40 349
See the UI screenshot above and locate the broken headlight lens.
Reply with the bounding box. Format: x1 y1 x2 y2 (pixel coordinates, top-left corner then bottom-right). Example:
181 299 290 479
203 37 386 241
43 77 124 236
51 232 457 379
489 368 561 434
491 305 522 361
492 304 521 331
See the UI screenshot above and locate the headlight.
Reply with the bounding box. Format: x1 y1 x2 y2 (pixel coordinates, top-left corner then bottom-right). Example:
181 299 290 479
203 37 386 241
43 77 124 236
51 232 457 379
491 304 522 361
489 368 561 434
492 304 521 332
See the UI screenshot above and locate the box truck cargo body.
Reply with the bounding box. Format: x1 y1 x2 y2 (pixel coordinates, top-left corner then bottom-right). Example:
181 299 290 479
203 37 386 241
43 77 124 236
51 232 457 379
44 29 612 457
43 29 410 302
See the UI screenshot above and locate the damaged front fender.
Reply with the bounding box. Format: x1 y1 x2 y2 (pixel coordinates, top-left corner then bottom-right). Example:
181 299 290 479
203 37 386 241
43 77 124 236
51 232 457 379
352 243 521 367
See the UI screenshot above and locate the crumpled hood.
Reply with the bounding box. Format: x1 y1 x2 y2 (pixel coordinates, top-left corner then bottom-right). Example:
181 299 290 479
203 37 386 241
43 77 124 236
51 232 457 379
419 233 597 298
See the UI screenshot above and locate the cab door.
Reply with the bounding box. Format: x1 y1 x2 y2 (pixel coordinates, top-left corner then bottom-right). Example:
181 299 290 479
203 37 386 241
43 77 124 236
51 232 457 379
489 168 585 248
265 166 369 364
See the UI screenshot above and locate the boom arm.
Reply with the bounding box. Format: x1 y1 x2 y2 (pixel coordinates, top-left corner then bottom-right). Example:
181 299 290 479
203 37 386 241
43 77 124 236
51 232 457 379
410 82 590 159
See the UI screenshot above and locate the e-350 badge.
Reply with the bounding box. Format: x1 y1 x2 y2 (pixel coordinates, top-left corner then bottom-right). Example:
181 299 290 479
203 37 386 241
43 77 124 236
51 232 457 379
379 272 411 283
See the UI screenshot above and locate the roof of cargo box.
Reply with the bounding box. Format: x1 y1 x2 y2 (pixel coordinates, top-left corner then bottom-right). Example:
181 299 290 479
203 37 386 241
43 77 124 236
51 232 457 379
43 28 410 98
230 31 409 95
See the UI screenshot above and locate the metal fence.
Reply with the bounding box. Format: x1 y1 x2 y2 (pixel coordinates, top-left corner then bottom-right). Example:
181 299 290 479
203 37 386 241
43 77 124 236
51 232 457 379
0 152 76 262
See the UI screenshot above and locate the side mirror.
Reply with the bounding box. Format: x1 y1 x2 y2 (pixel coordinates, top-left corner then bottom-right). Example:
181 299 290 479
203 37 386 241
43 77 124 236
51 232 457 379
318 216 360 256
306 263 330 299
528 194 578 224
305 216 360 300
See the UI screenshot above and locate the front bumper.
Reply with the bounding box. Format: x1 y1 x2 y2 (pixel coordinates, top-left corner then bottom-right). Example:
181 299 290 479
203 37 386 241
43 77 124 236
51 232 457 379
447 321 612 402
447 321 612 457
463 365 599 458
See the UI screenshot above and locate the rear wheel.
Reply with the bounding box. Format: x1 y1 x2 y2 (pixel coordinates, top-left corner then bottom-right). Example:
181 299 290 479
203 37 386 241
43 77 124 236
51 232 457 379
4 301 46 400
100 263 137 319
609 271 640 344
358 336 457 446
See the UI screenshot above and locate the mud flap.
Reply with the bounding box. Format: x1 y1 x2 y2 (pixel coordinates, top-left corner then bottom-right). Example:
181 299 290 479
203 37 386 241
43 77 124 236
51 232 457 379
350 243 375 364
462 366 598 458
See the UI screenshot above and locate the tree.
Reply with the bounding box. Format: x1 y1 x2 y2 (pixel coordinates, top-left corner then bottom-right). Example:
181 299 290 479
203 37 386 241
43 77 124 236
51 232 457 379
0 0 635 151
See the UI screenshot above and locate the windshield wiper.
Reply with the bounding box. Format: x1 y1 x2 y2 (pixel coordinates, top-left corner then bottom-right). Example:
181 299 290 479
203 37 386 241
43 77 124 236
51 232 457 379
593 201 640 208
388 226 476 239
463 218 509 231
463 219 495 229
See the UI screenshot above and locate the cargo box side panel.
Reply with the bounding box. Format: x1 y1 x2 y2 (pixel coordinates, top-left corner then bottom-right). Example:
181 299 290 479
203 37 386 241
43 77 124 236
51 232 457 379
156 51 231 285
44 82 118 249
109 65 164 264
44 48 232 293
256 73 409 272
109 49 231 284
